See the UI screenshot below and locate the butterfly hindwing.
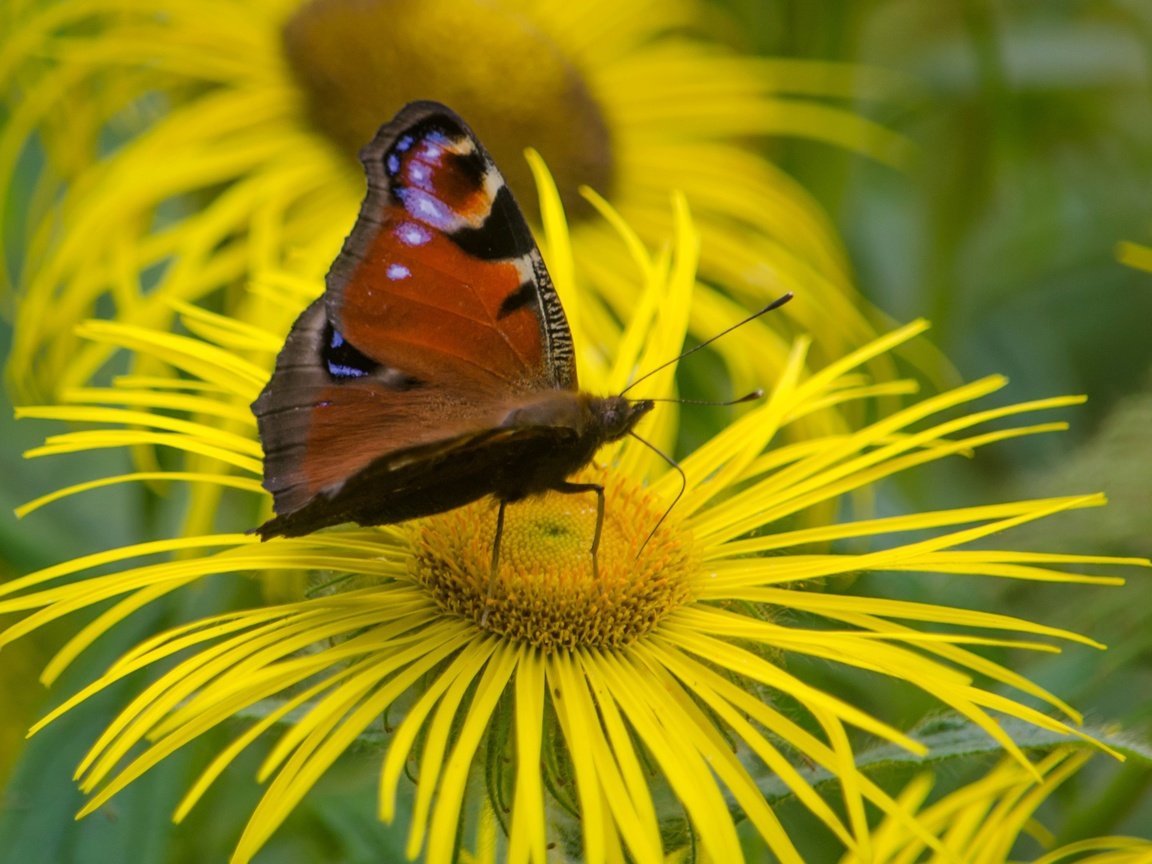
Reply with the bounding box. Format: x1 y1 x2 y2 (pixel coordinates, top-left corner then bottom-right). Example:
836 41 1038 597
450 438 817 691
255 298 514 519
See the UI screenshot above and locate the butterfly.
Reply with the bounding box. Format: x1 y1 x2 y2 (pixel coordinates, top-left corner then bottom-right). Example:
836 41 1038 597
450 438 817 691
252 101 655 572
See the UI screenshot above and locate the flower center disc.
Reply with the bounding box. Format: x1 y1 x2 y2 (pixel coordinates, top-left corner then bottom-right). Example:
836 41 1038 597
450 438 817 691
283 0 613 218
408 470 695 650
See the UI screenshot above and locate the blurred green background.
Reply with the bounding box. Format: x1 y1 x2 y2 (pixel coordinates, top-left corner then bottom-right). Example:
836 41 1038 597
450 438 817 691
3 0 1151 860
759 0 1152 852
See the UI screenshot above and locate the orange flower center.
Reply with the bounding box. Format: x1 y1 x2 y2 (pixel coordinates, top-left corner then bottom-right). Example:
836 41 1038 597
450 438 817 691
408 469 696 650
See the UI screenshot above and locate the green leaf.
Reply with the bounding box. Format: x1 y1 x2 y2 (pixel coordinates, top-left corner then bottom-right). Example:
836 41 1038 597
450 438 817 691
854 712 1152 773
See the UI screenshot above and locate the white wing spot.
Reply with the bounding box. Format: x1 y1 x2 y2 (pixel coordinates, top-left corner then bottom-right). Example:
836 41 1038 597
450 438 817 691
395 222 432 247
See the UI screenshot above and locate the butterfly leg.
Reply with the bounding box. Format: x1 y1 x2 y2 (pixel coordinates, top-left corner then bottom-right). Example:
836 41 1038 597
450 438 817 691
482 499 509 626
552 482 605 580
490 498 508 578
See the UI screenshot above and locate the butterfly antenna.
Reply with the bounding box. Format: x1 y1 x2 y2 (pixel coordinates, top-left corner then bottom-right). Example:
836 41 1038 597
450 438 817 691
627 431 687 557
641 389 765 407
620 292 793 398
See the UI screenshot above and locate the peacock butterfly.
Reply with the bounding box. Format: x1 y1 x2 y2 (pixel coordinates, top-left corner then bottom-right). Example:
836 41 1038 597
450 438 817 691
252 101 655 570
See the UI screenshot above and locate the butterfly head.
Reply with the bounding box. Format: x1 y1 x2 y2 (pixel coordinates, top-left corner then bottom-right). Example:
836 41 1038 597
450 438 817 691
591 395 654 442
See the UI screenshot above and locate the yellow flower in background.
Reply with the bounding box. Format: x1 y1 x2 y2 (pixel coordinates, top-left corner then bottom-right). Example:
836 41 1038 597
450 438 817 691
843 749 1152 864
2 0 909 404
1117 240 1152 276
3 182 1144 862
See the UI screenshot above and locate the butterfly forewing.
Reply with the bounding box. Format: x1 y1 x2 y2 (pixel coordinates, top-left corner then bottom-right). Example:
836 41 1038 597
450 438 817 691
328 101 576 392
253 102 585 534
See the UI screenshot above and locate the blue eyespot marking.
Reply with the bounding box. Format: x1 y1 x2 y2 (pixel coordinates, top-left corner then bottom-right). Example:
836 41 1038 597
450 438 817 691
397 189 454 231
323 324 377 381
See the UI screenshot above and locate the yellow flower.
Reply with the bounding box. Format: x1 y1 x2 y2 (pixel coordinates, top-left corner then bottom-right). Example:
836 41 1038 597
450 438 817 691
3 181 1143 862
844 749 1152 864
1117 239 1152 276
2 0 910 404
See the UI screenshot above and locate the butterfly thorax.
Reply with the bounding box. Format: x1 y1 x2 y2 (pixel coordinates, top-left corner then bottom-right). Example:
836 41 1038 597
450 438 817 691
500 392 651 440
492 391 654 501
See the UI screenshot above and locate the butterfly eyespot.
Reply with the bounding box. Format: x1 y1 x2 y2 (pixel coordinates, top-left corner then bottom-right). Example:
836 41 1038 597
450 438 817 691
407 162 430 184
323 324 379 381
398 189 455 230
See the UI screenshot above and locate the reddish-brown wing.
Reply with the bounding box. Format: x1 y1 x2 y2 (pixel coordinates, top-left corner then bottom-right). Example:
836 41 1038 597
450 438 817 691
253 102 577 533
329 102 575 392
